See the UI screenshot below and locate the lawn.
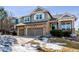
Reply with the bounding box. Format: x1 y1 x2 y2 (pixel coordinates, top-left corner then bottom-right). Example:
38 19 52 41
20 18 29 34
48 38 79 49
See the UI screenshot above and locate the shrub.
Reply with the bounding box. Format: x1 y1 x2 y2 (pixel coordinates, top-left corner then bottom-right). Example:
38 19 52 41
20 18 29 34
51 25 55 30
50 30 71 37
50 30 63 37
63 31 71 37
12 31 17 35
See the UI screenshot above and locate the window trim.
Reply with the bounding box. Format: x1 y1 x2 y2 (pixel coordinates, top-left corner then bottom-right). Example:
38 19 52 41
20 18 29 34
34 13 44 20
24 17 30 23
61 23 71 30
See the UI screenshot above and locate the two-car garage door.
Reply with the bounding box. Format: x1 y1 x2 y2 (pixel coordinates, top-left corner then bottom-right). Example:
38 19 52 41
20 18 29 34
27 28 43 36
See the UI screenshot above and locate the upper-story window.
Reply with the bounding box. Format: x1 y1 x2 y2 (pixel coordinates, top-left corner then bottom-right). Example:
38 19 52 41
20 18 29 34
19 18 23 23
36 14 42 19
34 13 44 20
11 19 18 24
24 17 30 23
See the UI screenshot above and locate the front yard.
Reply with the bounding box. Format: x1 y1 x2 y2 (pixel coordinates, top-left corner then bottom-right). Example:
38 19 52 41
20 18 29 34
48 37 79 50
0 35 79 52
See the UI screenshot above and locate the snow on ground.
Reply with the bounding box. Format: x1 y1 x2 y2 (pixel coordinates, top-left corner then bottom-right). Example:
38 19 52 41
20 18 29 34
12 45 38 52
0 35 66 52
45 43 63 50
14 36 34 45
0 35 78 52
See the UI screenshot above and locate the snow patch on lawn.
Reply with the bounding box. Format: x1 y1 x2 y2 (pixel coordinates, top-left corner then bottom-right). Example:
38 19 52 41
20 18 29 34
46 43 63 50
12 45 38 52
0 35 69 52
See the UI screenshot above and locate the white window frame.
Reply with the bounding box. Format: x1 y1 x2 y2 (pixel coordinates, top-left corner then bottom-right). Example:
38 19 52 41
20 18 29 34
61 23 71 30
34 13 44 21
24 17 30 23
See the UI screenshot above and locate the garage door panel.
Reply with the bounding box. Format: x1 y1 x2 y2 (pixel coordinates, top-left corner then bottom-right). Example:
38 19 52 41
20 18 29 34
27 28 43 36
19 29 25 36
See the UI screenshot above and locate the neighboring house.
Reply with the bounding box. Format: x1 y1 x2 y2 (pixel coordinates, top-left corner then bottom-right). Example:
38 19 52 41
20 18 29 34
16 7 77 37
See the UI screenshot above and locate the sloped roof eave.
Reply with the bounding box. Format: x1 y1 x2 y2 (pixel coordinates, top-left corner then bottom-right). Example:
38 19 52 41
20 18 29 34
16 23 26 26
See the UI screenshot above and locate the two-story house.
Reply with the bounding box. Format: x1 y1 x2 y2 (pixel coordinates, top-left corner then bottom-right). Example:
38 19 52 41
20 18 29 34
16 7 77 37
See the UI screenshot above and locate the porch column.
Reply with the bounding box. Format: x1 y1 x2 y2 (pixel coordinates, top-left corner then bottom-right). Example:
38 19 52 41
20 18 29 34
25 28 27 36
17 28 19 36
46 21 50 34
43 27 46 35
58 21 61 30
72 20 75 33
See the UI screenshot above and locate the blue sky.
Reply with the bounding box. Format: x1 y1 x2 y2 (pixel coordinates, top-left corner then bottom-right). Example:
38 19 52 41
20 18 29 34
4 6 79 30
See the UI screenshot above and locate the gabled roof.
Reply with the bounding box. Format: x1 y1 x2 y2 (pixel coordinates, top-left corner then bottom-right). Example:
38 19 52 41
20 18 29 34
53 12 77 20
32 6 48 13
20 7 48 19
30 6 51 16
20 15 30 19
60 12 76 18
53 14 62 18
20 6 53 19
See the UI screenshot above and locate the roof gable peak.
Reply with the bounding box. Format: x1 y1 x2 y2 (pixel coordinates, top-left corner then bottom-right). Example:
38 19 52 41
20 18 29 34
60 12 75 18
34 6 46 12
31 6 48 14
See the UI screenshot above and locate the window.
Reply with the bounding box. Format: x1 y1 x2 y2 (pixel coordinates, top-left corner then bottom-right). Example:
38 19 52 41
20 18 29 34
39 14 42 19
36 15 39 19
11 18 18 24
34 13 44 20
61 24 65 30
16 19 18 24
36 14 42 20
61 23 71 30
24 17 30 23
66 23 71 30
